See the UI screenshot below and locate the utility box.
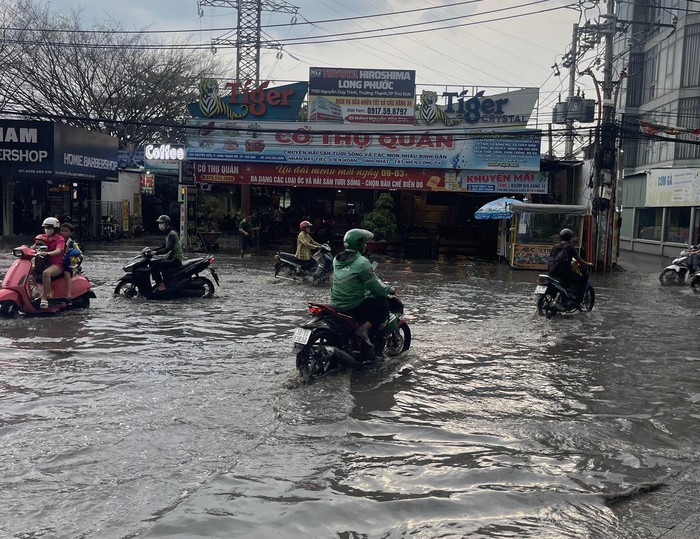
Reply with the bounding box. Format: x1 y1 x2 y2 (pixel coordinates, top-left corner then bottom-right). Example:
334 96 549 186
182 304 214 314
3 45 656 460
553 102 568 124
580 99 596 123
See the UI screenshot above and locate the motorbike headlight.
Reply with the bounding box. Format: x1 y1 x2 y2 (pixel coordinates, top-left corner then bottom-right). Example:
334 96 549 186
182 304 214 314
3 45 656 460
12 248 23 258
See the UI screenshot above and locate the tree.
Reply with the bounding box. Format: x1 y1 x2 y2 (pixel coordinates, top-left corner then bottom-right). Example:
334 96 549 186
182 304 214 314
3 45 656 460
0 0 222 148
362 193 397 241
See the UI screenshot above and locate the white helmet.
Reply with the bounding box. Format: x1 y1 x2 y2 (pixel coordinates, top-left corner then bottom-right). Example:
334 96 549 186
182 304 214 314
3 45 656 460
42 217 60 228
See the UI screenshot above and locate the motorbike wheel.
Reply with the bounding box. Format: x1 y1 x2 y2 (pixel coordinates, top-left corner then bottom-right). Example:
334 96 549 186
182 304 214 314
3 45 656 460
0 300 19 318
385 324 411 356
296 328 337 382
191 277 215 298
536 292 557 318
114 280 138 298
274 263 297 280
659 269 683 285
581 287 595 311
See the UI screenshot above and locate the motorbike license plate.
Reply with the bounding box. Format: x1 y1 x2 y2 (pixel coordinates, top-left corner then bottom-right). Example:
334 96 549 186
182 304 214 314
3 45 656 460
293 327 311 346
535 285 547 294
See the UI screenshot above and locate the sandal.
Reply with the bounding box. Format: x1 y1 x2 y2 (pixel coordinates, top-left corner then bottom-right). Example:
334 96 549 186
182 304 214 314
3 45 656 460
39 300 49 309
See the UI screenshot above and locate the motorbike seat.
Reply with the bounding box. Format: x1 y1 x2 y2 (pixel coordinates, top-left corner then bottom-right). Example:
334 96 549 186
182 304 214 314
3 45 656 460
181 257 207 268
277 252 302 264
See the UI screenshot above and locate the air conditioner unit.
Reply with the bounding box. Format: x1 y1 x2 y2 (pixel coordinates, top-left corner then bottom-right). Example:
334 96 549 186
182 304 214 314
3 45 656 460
199 183 212 191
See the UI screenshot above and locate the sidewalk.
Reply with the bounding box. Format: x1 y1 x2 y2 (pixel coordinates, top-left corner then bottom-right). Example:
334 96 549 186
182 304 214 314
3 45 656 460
613 466 700 538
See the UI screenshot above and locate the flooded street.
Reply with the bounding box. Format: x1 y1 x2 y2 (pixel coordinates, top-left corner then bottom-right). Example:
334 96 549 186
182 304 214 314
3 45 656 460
1 245 698 538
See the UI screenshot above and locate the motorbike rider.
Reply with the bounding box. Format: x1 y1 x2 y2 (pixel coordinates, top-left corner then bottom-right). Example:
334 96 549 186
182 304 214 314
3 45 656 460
549 228 593 307
36 217 66 309
150 215 183 292
295 220 322 272
330 229 394 359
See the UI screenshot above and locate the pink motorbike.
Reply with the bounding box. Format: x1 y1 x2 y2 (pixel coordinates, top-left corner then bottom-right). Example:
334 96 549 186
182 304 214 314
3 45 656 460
0 245 95 317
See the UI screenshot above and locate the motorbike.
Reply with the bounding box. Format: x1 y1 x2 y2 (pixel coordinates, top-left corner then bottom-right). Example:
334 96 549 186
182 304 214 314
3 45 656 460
659 246 699 285
691 271 700 293
114 248 220 299
535 265 595 319
274 243 333 285
0 245 95 317
292 295 411 382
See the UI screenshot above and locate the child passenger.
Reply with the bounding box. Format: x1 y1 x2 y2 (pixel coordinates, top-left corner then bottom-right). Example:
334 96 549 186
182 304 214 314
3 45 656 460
60 222 83 304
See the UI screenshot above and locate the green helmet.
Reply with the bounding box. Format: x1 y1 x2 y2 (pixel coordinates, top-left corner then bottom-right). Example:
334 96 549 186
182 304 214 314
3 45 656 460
343 228 374 252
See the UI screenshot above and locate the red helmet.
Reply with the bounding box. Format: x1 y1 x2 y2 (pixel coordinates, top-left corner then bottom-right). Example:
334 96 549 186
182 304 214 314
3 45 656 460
34 234 48 243
299 220 312 230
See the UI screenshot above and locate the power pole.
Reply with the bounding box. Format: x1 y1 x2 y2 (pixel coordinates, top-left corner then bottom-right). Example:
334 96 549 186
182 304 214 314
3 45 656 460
592 0 618 271
564 23 578 158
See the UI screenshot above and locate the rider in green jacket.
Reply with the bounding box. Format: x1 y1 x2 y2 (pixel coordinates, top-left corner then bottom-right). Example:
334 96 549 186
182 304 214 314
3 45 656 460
330 229 394 358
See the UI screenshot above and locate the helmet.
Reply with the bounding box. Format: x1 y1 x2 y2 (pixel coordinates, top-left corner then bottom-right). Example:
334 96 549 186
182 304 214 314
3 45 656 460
560 228 575 241
299 220 312 230
34 234 48 243
343 228 374 252
42 217 60 228
156 215 171 225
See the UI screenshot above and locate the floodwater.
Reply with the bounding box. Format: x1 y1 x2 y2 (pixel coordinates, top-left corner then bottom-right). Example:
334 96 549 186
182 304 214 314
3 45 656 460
0 244 698 538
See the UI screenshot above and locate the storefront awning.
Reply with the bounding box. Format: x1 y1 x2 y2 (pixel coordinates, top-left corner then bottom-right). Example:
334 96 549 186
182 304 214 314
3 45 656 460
512 203 588 215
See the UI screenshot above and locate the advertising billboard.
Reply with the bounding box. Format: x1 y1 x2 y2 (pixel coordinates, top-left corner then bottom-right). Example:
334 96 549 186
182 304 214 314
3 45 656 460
308 67 416 124
646 168 700 207
193 162 547 194
186 121 541 172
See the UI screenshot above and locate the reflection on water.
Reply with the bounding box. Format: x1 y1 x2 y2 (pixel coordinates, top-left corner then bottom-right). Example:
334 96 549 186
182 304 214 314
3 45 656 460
0 249 697 538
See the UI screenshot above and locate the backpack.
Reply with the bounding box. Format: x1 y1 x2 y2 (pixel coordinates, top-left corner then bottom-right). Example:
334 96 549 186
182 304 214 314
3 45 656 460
548 244 570 275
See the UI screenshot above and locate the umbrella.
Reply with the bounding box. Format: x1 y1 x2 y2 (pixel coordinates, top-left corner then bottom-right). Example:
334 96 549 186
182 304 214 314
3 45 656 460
474 197 524 220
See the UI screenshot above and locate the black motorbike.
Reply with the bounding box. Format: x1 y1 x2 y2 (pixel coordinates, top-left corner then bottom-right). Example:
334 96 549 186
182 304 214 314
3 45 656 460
114 248 220 299
274 243 333 285
292 295 411 383
535 266 595 318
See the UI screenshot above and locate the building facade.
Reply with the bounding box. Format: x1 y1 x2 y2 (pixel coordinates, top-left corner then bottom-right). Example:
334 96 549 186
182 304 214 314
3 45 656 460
616 0 700 256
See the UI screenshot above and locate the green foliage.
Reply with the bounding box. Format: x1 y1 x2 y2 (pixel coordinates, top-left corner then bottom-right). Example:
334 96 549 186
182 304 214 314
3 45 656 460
361 193 397 241
197 194 226 231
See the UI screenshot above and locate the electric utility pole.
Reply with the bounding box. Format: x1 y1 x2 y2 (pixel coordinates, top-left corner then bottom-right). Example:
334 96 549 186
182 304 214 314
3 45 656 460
592 0 618 271
565 23 578 158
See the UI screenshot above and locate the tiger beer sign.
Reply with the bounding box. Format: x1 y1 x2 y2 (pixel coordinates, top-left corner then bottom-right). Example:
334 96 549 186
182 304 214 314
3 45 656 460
187 79 308 122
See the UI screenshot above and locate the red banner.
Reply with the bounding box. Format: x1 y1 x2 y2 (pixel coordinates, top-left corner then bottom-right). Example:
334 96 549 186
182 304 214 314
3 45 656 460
193 162 460 191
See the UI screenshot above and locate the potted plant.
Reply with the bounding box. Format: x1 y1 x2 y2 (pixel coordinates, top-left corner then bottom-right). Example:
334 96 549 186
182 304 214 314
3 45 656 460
129 214 143 236
361 193 397 253
197 194 226 248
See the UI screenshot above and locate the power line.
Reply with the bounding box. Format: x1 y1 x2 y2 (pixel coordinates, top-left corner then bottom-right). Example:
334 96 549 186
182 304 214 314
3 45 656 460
0 2 575 50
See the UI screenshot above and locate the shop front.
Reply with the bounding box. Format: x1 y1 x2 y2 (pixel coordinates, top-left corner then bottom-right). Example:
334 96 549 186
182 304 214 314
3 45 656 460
508 203 589 270
0 120 118 239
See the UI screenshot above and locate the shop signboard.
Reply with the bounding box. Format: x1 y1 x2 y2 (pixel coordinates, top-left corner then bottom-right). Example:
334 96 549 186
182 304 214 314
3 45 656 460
143 143 186 173
308 67 416 124
646 168 700 207
415 87 539 129
0 121 118 180
193 162 545 193
459 170 548 194
0 120 54 176
186 121 541 171
187 79 308 122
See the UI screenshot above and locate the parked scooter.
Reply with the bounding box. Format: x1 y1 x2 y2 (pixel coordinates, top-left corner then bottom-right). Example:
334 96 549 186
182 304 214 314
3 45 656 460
274 243 333 285
114 248 220 299
0 245 95 317
535 265 595 319
659 246 699 285
292 295 411 383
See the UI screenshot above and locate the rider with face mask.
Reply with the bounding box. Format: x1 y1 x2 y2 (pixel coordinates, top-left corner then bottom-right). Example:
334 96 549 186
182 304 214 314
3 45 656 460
150 215 183 291
330 228 395 358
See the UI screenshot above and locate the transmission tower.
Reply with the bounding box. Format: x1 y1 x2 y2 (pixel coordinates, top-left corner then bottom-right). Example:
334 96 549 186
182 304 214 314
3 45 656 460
198 0 299 84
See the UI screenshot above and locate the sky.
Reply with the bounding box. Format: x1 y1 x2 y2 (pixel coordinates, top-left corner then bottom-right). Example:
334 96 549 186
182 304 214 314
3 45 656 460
47 0 602 149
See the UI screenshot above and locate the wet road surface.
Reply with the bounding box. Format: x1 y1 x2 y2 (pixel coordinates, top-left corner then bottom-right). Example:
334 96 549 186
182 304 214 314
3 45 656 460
0 244 698 538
